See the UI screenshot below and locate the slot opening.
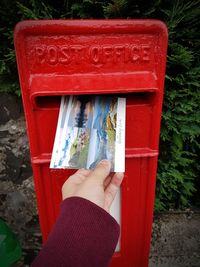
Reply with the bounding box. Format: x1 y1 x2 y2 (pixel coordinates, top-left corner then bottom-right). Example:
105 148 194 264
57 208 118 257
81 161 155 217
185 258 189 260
33 92 156 109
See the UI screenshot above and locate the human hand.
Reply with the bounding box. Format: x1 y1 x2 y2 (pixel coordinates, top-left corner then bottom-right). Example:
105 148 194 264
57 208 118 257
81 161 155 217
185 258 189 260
62 160 124 213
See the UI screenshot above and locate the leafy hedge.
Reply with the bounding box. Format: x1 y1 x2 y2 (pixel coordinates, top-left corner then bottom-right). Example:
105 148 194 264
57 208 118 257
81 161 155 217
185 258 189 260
1 0 200 211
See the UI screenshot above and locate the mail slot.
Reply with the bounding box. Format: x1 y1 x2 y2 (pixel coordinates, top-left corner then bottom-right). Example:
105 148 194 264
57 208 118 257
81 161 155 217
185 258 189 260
14 20 168 267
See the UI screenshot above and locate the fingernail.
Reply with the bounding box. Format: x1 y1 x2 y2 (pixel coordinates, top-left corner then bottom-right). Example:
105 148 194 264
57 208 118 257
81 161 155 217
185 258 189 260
99 159 111 168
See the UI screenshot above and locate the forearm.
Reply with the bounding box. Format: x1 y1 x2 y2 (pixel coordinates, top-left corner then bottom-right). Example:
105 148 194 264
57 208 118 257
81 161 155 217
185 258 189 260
31 197 119 267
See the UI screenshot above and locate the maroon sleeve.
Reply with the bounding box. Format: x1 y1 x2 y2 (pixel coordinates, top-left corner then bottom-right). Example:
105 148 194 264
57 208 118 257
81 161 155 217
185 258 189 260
31 197 120 267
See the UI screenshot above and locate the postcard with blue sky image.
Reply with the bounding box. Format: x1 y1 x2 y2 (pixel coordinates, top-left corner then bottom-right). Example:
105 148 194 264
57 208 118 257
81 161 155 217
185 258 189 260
50 95 126 172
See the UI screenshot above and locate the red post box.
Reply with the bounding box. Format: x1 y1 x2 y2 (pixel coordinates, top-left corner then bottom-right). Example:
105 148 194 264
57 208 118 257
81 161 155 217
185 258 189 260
14 20 168 267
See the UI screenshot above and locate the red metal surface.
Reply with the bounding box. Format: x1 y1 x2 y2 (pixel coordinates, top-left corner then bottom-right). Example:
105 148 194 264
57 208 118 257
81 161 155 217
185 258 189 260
14 20 168 267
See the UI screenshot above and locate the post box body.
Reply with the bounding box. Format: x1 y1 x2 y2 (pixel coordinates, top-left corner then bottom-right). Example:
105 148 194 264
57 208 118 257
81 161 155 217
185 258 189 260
14 20 168 267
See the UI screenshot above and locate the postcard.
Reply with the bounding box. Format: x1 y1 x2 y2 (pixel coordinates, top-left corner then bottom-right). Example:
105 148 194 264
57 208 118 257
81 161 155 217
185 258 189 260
50 95 126 172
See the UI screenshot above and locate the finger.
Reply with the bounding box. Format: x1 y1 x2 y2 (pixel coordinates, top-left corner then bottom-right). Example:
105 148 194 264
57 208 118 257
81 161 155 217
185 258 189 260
103 172 116 189
110 172 124 188
76 168 92 177
68 168 92 183
104 172 124 211
103 175 112 189
89 160 111 184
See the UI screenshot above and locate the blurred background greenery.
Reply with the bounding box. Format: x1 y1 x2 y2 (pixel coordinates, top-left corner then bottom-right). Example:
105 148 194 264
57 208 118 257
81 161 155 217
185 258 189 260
0 0 200 211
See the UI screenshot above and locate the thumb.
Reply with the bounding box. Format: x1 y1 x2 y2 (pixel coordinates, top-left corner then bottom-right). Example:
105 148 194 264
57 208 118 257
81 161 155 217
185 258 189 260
89 160 111 184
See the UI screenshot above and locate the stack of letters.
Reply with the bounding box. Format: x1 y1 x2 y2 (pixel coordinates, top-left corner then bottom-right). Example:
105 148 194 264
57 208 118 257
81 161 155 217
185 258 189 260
50 95 126 172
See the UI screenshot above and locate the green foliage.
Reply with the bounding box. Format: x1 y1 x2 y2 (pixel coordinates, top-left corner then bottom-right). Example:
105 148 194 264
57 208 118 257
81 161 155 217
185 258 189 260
0 0 199 211
16 1 54 19
0 0 55 88
103 0 128 18
155 0 200 211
